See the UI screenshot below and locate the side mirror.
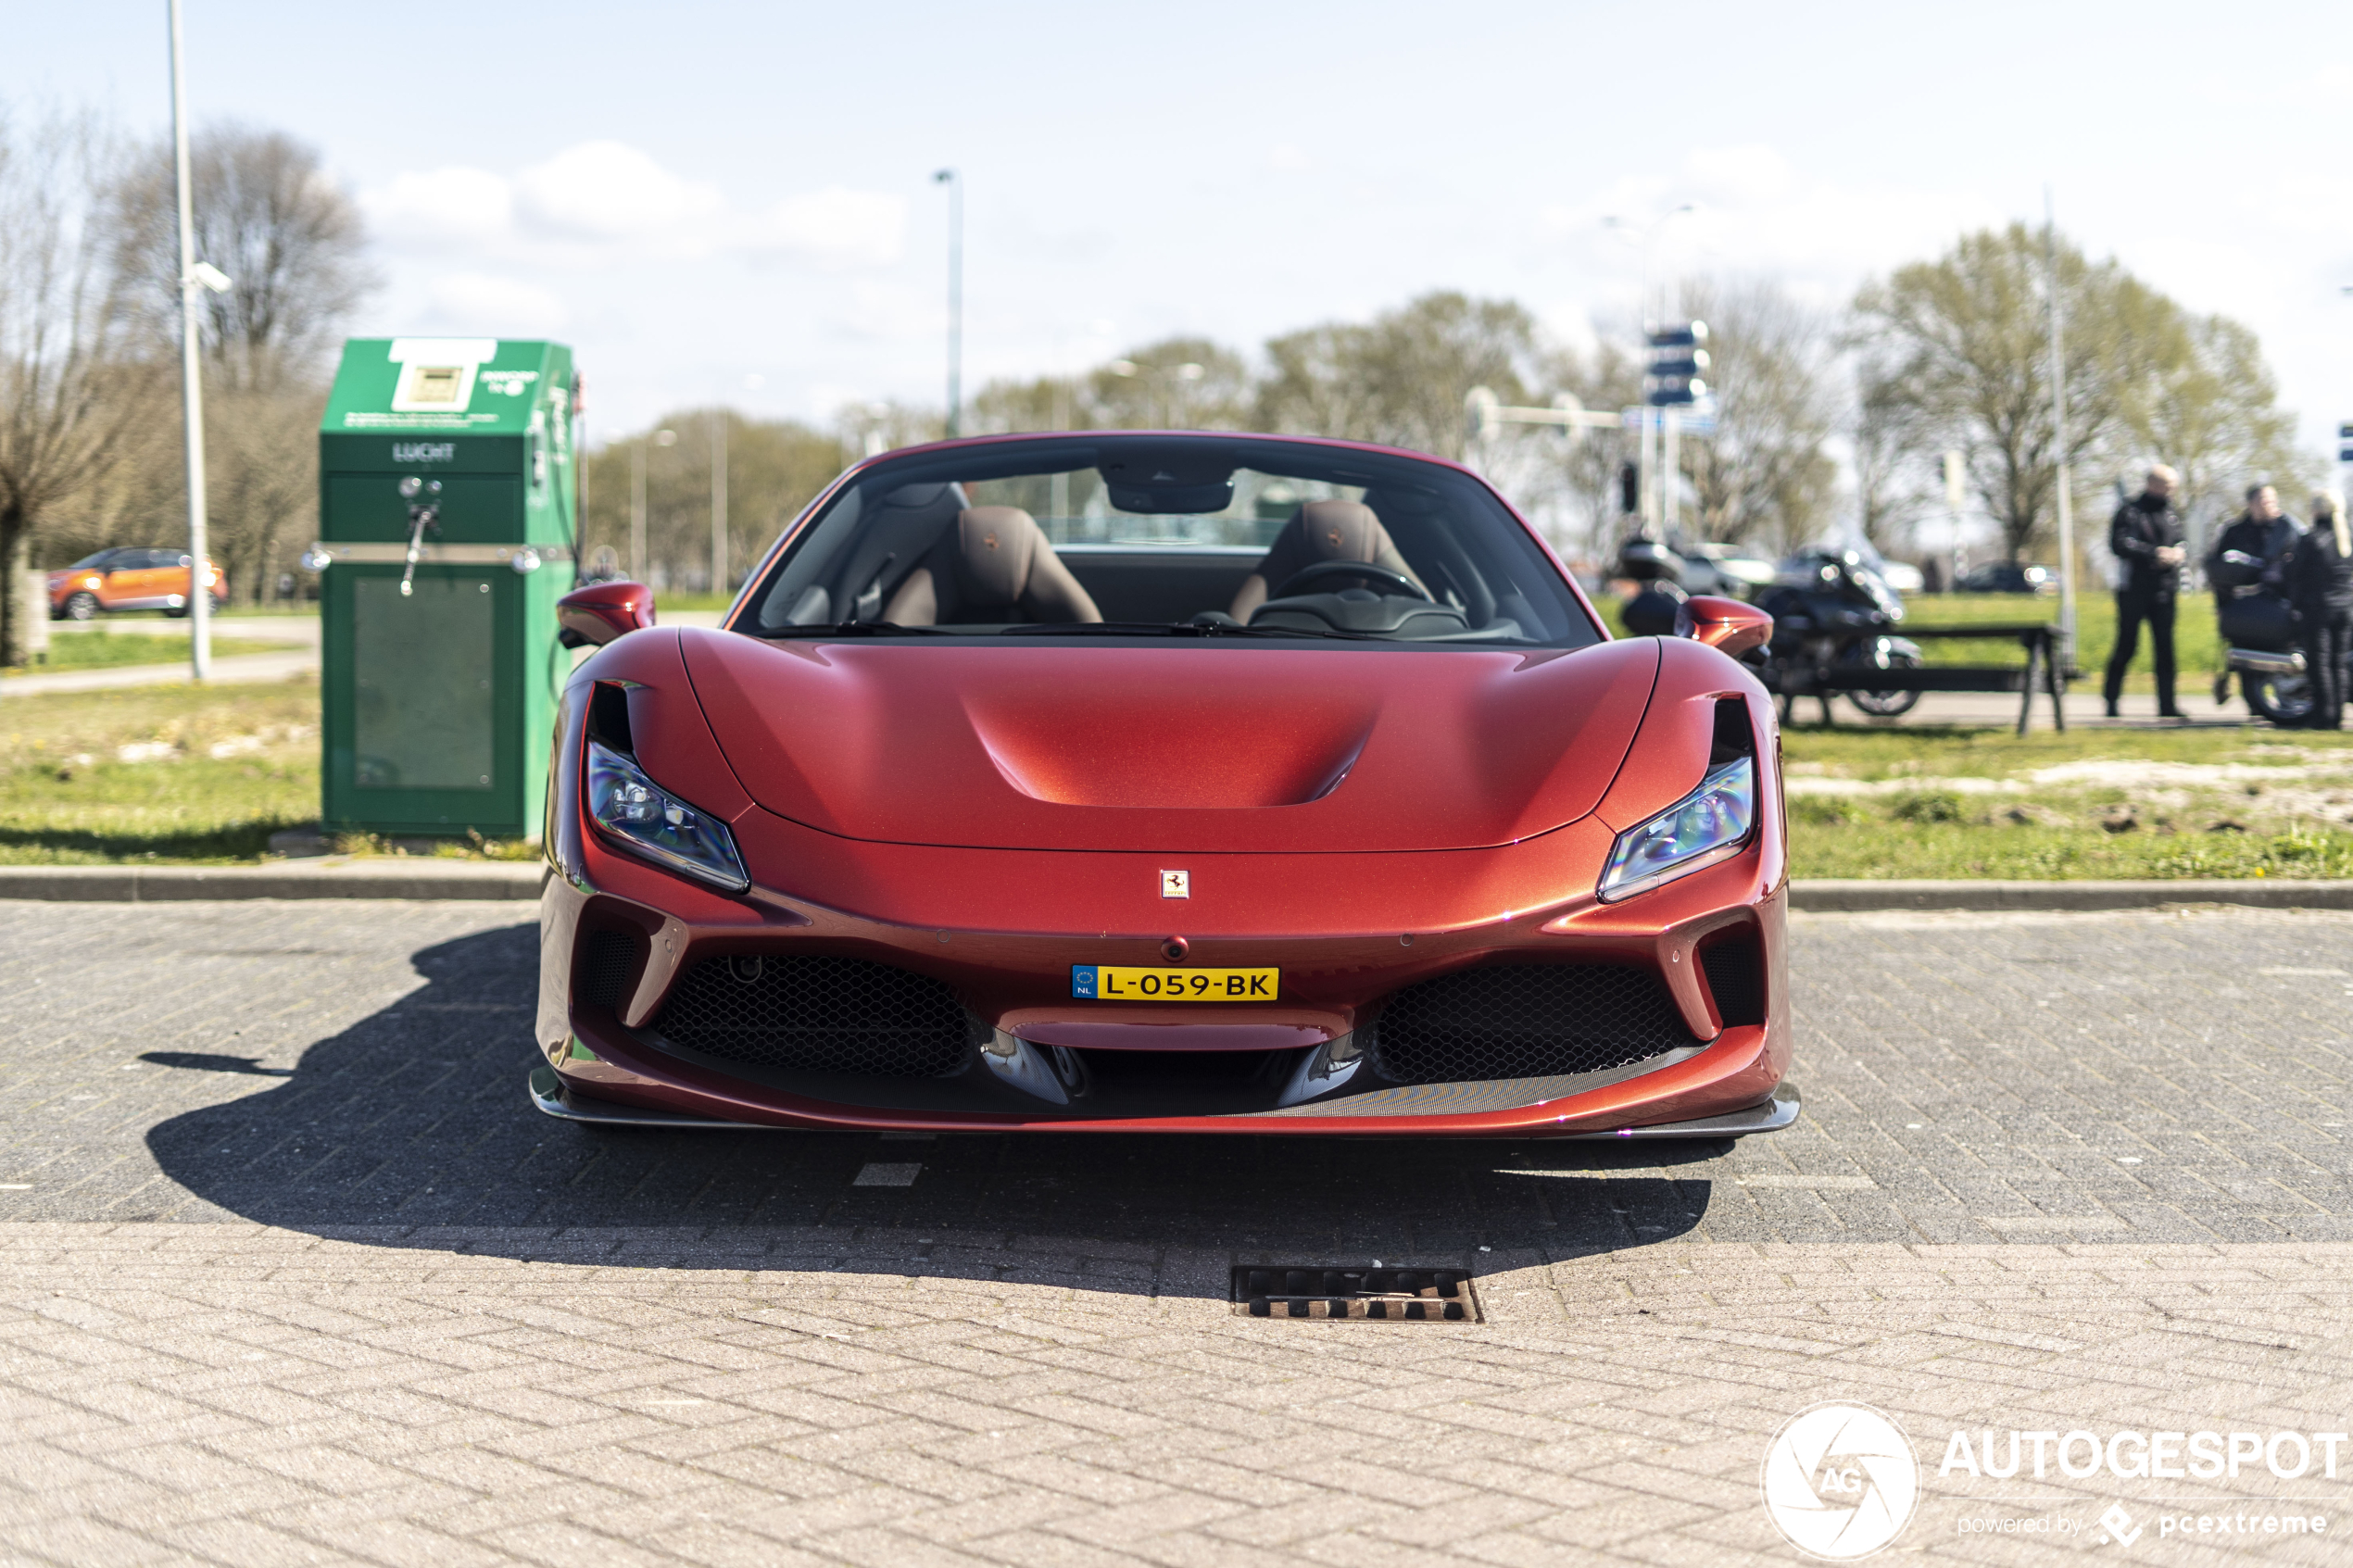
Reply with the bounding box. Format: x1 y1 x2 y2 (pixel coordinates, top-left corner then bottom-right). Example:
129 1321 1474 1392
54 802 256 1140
558 581 657 647
1676 595 1772 659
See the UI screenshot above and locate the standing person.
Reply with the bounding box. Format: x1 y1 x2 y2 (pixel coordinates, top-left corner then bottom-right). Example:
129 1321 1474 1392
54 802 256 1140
2105 464 2188 720
2206 483 2300 703
2288 491 2353 730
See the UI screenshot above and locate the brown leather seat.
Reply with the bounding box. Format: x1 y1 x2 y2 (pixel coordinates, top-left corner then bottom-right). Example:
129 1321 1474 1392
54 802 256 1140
1228 499 1425 621
883 506 1103 625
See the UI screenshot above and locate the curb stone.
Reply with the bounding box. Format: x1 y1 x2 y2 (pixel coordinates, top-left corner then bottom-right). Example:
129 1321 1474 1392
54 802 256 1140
0 862 545 902
0 865 2342 909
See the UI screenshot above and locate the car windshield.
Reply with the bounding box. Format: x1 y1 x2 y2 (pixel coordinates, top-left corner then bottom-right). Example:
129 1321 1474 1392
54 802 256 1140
65 550 117 570
736 435 1600 648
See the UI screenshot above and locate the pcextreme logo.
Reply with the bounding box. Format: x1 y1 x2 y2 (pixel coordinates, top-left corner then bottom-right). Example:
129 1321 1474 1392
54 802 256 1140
1761 1402 1921 1560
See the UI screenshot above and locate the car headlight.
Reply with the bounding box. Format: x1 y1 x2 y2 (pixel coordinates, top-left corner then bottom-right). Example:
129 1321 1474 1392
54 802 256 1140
585 740 749 893
1597 757 1755 903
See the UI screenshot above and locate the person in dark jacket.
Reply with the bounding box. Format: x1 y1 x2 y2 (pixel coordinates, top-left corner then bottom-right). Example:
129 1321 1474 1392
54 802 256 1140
2206 483 2301 702
2288 490 2353 729
2106 464 2188 719
2208 483 2299 596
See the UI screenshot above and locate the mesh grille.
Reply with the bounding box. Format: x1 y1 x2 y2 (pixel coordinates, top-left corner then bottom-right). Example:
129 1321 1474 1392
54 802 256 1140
1368 963 1696 1085
1700 935 1765 1027
651 955 973 1077
578 929 637 1009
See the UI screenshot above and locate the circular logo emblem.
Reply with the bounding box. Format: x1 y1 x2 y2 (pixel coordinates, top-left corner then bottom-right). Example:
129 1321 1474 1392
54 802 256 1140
1760 1402 1919 1560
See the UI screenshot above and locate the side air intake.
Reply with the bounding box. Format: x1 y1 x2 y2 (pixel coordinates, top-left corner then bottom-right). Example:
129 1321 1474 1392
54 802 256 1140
650 955 975 1077
1367 963 1699 1085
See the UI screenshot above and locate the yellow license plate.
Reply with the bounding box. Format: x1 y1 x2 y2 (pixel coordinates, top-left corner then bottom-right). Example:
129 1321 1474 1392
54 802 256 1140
1071 965 1278 1001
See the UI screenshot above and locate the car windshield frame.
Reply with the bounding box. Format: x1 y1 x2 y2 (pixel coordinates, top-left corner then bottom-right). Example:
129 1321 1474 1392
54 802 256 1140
728 433 1605 651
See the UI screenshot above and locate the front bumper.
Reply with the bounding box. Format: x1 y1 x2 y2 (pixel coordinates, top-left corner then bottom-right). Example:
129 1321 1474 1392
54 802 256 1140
535 813 1795 1136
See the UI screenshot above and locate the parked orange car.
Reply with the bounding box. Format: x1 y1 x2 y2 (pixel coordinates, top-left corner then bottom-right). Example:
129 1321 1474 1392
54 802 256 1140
48 548 227 621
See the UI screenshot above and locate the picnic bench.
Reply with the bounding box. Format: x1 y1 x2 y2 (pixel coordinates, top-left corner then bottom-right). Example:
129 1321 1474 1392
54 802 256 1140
1774 621 2072 735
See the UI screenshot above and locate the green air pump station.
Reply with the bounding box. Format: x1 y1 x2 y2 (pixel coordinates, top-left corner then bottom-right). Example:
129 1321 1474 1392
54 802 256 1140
310 337 578 841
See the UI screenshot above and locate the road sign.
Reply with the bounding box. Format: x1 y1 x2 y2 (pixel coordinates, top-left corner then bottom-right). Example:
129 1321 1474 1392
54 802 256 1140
1643 320 1709 406
1619 408 1716 435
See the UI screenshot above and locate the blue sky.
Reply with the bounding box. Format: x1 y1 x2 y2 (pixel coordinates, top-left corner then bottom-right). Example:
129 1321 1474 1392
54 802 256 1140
12 0 2353 465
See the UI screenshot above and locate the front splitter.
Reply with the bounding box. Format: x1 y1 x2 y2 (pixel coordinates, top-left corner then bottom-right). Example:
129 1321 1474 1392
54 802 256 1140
526 1063 1801 1138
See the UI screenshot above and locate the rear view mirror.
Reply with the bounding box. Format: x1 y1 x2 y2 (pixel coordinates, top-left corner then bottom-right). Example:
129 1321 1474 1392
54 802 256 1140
1676 595 1772 659
1098 449 1236 514
558 581 657 647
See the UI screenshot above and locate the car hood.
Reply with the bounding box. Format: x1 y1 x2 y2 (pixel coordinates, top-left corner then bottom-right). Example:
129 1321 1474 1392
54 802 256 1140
679 630 1660 854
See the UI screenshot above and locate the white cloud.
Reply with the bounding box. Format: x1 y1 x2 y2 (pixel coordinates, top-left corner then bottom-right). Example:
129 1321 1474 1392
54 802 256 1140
1268 143 1314 172
749 188 907 269
512 141 722 242
363 144 905 279
422 273 570 336
363 167 513 248
1680 145 1794 204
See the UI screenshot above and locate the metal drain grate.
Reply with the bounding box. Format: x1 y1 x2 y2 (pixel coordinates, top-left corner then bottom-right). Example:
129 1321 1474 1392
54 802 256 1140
1230 1266 1480 1322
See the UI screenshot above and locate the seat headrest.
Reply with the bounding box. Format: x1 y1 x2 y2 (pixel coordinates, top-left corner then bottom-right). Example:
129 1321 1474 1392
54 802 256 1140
957 507 1044 604
1298 499 1392 563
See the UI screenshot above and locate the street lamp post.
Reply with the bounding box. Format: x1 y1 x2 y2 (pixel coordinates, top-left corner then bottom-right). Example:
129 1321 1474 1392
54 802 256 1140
934 169 962 438
710 408 727 596
168 0 230 680
2045 196 2078 664
629 436 648 583
1604 205 1697 537
648 427 676 588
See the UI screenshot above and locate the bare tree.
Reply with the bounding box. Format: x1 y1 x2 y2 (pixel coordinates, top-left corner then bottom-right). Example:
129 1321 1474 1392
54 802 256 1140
1847 351 1928 555
1086 336 1251 431
102 124 373 601
2125 310 2312 556
1853 223 2206 565
1466 337 1645 564
0 109 157 663
581 412 849 595
112 123 373 393
1257 292 1543 460
1547 339 1645 562
1674 278 1840 554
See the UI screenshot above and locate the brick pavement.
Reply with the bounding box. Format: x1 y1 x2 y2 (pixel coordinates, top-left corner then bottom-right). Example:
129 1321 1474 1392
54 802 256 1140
5 900 2353 1564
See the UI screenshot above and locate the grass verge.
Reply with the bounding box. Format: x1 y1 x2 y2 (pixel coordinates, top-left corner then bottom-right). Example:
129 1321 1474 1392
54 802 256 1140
1792 817 2353 881
0 678 527 865
7 628 286 674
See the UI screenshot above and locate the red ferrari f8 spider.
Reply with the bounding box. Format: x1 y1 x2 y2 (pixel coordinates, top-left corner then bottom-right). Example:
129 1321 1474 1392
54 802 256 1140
533 432 1794 1137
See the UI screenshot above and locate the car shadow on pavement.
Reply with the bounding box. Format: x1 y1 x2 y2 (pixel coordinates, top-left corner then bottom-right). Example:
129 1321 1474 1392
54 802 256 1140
146 924 1727 1296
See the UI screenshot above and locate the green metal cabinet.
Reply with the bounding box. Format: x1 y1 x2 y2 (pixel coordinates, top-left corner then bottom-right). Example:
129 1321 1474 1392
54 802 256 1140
312 338 578 840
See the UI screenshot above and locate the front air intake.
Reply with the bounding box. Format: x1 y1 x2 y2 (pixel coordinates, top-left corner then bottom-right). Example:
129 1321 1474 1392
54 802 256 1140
1699 933 1766 1027
650 955 974 1077
577 929 639 1009
1367 963 1698 1085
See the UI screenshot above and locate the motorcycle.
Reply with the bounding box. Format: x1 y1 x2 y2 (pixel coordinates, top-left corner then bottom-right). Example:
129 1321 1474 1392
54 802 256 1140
1753 548 1925 721
2211 548 2345 726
